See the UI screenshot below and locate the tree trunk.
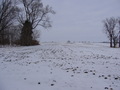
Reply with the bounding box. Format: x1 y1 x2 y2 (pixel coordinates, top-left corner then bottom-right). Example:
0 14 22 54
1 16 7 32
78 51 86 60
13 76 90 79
113 40 116 48
110 37 112 47
119 35 120 47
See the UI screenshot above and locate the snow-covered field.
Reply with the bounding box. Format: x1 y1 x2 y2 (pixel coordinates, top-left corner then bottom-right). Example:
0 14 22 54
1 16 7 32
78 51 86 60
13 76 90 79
0 42 120 90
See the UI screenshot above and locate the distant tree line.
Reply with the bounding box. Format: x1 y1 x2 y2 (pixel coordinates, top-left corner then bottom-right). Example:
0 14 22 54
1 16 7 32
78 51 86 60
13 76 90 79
0 0 55 46
103 17 120 48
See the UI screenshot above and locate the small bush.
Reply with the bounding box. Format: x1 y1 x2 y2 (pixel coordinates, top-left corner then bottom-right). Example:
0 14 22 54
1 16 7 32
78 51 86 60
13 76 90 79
31 40 40 45
14 40 39 46
14 40 21 45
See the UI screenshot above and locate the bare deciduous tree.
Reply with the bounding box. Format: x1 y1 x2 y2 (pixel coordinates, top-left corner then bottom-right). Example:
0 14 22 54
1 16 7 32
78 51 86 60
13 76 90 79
18 0 55 29
0 0 18 45
112 20 119 48
103 17 118 47
118 17 120 47
18 0 55 45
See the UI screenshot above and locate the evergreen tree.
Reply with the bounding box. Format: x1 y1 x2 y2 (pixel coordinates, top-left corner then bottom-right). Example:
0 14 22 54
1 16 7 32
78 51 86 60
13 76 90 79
20 20 33 46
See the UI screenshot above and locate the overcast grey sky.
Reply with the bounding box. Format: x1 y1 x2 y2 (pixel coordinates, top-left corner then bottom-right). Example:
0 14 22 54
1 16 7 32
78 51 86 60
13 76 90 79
40 0 120 42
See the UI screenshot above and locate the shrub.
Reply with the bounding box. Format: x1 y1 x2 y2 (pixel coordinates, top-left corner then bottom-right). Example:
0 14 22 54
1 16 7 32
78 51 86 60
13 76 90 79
30 40 40 45
14 39 39 46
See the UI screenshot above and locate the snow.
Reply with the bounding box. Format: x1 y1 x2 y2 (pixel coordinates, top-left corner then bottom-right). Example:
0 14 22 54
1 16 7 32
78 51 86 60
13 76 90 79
0 42 120 90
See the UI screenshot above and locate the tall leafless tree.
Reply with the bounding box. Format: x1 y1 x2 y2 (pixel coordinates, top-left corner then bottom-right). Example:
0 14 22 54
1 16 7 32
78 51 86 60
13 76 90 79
112 19 119 48
103 17 118 47
118 17 120 47
0 0 18 45
18 0 55 45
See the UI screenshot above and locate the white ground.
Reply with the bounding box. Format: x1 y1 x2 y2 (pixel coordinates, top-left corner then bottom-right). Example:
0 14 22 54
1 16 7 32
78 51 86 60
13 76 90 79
0 42 120 90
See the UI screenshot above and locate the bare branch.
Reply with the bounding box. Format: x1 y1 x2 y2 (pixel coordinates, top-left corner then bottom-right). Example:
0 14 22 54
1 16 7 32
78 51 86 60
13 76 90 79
18 0 55 29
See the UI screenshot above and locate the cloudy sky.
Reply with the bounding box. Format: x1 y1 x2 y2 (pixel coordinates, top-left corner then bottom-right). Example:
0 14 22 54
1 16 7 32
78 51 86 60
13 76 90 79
40 0 120 42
